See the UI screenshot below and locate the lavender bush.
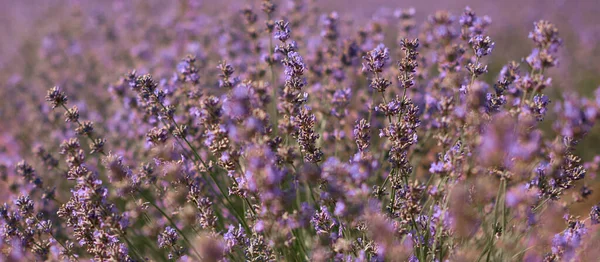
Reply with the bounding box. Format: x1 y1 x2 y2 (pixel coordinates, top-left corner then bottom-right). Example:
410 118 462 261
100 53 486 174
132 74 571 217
2 1 600 261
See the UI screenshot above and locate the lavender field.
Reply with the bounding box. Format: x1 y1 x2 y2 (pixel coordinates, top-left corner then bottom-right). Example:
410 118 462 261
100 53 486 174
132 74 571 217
2 0 600 261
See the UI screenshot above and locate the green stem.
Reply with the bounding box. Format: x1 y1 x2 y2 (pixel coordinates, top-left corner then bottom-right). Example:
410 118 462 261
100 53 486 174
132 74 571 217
140 191 203 260
268 13 278 135
480 178 505 261
123 235 145 261
153 98 251 231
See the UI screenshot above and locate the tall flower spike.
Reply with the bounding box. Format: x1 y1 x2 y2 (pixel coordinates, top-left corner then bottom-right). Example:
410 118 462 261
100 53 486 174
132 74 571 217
292 107 323 163
363 44 392 93
354 118 371 153
398 38 419 89
362 44 390 74
591 204 600 225
46 86 68 109
218 61 238 89
469 35 494 58
274 20 291 42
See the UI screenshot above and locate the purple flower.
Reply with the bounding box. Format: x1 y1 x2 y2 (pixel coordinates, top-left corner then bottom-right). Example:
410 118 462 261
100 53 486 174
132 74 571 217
469 35 494 57
224 224 246 251
362 44 390 73
591 205 600 225
550 216 586 261
274 20 291 42
158 226 178 248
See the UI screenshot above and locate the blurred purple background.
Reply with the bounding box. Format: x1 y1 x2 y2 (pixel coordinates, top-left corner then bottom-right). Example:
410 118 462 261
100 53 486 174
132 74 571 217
1 0 599 205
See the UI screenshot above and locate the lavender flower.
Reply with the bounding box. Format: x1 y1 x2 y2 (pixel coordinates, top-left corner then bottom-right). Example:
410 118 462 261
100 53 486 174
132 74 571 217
3 4 599 262
547 215 587 261
158 226 179 248
362 44 390 74
469 35 494 58
45 86 68 109
591 205 600 225
353 119 371 153
291 107 323 163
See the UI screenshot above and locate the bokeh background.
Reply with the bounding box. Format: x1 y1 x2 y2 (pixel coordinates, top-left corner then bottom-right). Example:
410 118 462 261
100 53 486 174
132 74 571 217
1 0 599 212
